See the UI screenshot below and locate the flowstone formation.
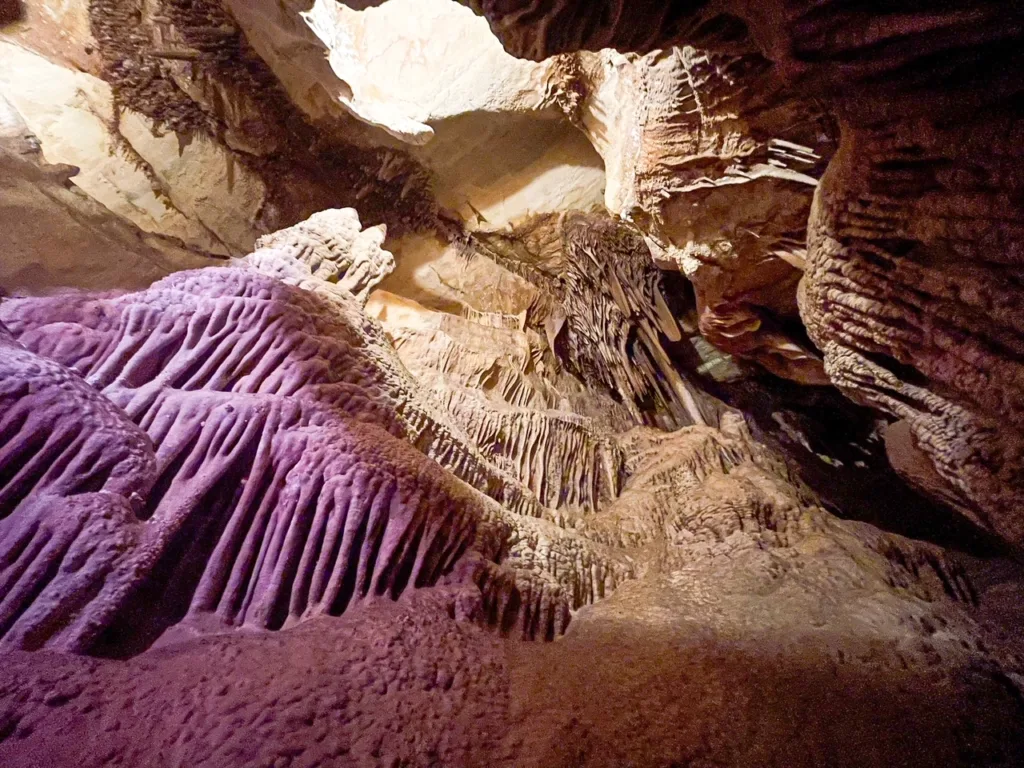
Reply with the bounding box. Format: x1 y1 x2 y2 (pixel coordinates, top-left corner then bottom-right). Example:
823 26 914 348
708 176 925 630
462 0 1024 548
0 209 606 651
2 211 1024 767
561 44 834 387
2 1 1024 766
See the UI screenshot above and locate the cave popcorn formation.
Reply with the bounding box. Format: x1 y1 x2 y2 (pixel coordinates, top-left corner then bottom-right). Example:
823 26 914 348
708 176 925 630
1 0 1024 766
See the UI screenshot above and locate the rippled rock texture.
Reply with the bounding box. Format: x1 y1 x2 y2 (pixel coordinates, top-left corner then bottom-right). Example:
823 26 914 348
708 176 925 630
7 1 1022 544
3 1 1024 765
1 210 1023 767
462 0 1024 545
1 210 637 652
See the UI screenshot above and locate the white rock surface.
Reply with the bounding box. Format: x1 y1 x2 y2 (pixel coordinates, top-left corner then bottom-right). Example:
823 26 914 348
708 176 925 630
301 0 558 144
0 41 265 256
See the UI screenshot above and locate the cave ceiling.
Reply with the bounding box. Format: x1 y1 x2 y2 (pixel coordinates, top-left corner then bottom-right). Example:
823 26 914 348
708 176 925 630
1 1 1024 766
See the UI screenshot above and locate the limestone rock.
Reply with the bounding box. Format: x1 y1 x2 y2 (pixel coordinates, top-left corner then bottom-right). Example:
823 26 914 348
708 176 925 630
302 0 607 228
301 0 556 144
566 46 833 384
297 1 832 380
0 209 612 651
463 0 1024 544
2 2 1024 764
69 0 437 238
472 211 712 428
0 41 266 256
8 0 832 386
0 91 218 294
252 208 393 304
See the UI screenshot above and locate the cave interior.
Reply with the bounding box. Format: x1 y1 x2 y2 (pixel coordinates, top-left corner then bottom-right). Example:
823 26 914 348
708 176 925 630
1 1 1024 766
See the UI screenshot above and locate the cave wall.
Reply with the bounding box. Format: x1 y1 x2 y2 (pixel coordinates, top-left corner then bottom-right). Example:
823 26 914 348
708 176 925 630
1 209 1023 767
461 0 1024 546
3 2 1024 766
0 89 219 293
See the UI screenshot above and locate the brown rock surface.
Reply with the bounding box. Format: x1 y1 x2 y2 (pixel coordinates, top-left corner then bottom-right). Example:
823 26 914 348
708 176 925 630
462 0 1024 544
2 2 1024 765
2 210 1024 766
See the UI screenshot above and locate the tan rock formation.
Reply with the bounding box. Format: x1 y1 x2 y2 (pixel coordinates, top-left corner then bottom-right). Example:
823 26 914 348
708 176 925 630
470 211 713 427
253 207 393 304
293 0 832 380
2 3 1024 765
222 0 607 228
77 0 438 238
6 0 830 387
563 46 833 384
0 91 218 293
2 218 1023 758
6 0 823 388
0 40 265 256
461 0 1024 544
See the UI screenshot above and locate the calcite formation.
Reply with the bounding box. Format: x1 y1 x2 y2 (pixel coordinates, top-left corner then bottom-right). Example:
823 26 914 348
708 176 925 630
0 210 628 651
470 211 710 428
0 39 267 256
4 0 828 383
563 46 834 385
0 90 218 292
2 208 1024 766
367 289 627 513
462 0 1024 546
2 1 1024 766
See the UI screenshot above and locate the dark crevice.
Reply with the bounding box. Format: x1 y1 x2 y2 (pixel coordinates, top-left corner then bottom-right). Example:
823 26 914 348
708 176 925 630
711 374 1009 558
90 434 261 658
